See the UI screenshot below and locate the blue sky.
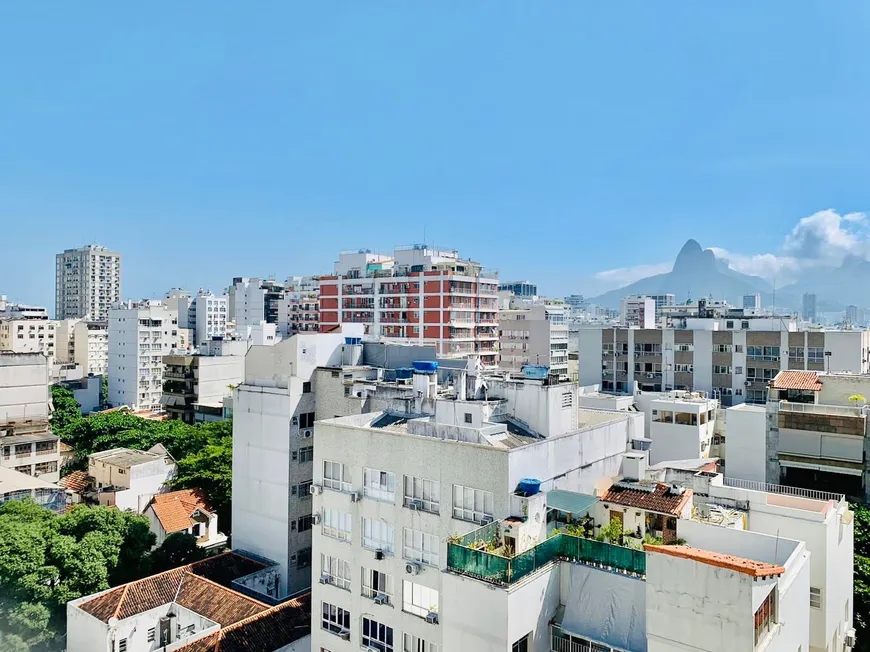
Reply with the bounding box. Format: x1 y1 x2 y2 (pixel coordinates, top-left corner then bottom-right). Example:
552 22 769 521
2 2 870 308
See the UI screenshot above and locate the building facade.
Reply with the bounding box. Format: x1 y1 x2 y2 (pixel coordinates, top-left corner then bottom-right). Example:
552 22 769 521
0 317 56 359
318 246 499 365
620 295 657 328
277 276 320 336
55 244 122 320
498 301 569 377
803 293 818 322
192 291 228 345
498 280 537 297
108 301 178 411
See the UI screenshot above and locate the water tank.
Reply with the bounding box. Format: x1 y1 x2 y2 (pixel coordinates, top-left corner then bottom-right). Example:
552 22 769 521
521 365 549 380
344 337 362 345
395 367 413 380
516 478 542 497
411 361 439 374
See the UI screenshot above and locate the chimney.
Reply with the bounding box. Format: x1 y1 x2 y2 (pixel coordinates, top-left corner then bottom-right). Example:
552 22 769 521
622 452 647 482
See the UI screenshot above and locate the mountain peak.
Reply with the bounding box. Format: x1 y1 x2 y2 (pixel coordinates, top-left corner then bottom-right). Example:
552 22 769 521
673 239 715 274
678 239 703 256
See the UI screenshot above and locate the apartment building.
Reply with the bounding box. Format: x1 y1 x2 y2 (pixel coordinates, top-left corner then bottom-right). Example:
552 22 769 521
164 288 193 329
578 314 870 406
744 293 762 311
232 325 365 599
88 446 177 512
318 245 499 365
803 292 818 322
498 280 537 297
0 466 68 513
192 290 228 345
620 295 657 328
0 316 56 359
66 552 311 652
498 300 569 377
56 318 109 376
108 300 179 411
229 277 286 332
55 244 122 320
277 275 320 336
162 340 246 424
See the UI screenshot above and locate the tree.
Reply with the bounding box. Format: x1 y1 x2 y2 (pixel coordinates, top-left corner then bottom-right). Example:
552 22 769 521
171 430 233 527
49 385 81 435
150 532 206 573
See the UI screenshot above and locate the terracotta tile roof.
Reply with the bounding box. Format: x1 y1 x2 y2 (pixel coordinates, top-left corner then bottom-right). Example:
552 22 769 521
59 442 74 453
77 552 269 625
149 489 213 534
58 470 91 493
771 370 823 391
644 544 787 577
174 594 312 652
601 482 693 516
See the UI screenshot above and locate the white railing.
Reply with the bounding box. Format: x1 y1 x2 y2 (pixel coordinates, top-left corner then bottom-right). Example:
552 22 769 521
723 477 844 503
778 401 864 418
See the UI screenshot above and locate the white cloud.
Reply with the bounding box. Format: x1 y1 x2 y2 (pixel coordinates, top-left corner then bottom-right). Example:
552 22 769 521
708 248 800 282
594 262 672 288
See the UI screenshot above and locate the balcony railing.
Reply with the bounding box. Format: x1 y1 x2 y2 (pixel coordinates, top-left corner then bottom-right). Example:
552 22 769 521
447 522 645 587
722 477 844 503
778 401 864 418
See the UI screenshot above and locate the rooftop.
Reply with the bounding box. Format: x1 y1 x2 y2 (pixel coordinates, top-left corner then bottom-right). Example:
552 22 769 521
771 370 823 392
89 447 168 468
77 552 269 625
601 481 693 516
0 466 62 494
58 470 91 493
644 544 786 578
149 489 213 534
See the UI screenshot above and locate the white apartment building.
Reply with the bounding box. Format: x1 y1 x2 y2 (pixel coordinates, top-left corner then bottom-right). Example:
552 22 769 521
193 290 228 345
578 319 870 406
56 244 122 320
0 296 49 319
88 446 177 512
232 324 365 598
620 295 657 328
56 318 109 376
277 275 320 336
0 317 56 359
108 301 179 411
164 288 193 330
633 390 719 465
498 300 569 377
229 277 266 331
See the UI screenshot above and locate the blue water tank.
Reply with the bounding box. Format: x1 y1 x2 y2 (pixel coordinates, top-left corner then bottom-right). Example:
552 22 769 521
521 364 549 380
516 478 542 496
344 337 362 345
411 361 439 374
395 368 413 380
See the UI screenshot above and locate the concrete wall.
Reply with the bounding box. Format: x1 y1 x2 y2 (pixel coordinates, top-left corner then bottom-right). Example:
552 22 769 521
0 353 50 422
576 328 604 387
724 404 767 481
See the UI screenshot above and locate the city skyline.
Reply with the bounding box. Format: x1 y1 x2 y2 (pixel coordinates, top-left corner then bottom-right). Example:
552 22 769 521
4 4 870 305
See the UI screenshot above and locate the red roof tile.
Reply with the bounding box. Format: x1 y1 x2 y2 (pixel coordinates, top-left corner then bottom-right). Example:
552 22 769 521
771 370 823 391
644 544 786 577
58 470 91 493
601 482 693 516
149 489 213 534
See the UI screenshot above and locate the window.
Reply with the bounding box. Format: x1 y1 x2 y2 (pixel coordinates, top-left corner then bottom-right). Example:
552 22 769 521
404 634 438 652
296 515 313 532
788 346 804 359
321 553 352 590
147 628 155 642
403 528 439 566
735 344 744 353
734 366 743 375
561 392 573 408
321 601 350 635
404 476 440 513
118 639 127 652
303 381 312 393
726 320 734 329
747 345 780 361
810 586 822 609
403 580 439 618
746 389 768 404
362 567 394 603
512 634 530 652
292 481 313 497
298 446 314 463
675 343 693 352
741 321 750 330
323 509 352 541
674 364 693 373
453 485 494 523
364 467 396 502
361 617 394 652
299 412 315 428
323 460 351 491
808 347 825 363
754 589 776 645
362 517 394 553
713 365 732 375
714 344 732 353
296 547 312 568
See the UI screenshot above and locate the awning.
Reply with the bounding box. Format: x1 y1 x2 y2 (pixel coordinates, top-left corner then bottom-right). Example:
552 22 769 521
779 459 863 477
547 490 599 515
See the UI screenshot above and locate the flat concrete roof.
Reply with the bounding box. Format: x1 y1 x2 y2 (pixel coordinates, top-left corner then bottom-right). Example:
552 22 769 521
89 447 165 468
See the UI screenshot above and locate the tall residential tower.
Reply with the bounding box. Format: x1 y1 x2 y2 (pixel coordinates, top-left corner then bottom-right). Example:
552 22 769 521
55 245 122 320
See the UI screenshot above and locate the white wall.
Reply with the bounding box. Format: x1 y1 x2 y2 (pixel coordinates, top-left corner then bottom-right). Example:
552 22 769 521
576 328 603 387
723 404 767 481
0 353 50 422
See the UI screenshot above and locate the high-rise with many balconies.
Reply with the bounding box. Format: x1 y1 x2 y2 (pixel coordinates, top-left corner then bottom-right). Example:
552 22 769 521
55 245 122 321
318 246 499 365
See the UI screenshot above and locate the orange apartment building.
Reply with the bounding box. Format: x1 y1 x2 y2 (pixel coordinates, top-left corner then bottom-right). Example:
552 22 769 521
318 245 499 365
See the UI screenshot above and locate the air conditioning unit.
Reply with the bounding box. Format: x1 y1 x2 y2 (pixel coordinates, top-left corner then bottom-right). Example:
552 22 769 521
309 484 322 496
744 380 751 386
408 499 423 510
350 491 362 503
425 611 439 624
480 515 494 525
312 513 321 525
302 429 313 439
338 628 350 641
319 573 331 584
405 562 421 575
845 629 857 648
373 593 389 605
375 549 385 560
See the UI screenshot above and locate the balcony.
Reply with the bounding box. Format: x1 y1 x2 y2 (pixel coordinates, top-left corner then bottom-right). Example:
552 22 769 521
447 521 645 587
777 401 866 436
